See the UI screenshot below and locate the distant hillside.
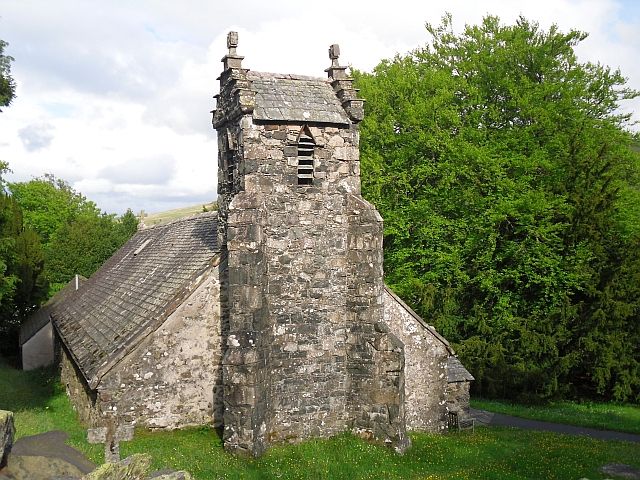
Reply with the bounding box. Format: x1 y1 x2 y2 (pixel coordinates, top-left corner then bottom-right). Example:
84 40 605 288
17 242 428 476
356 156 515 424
139 201 217 228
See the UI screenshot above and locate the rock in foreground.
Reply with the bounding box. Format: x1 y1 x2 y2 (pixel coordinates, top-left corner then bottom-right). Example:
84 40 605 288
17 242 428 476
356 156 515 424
0 411 15 469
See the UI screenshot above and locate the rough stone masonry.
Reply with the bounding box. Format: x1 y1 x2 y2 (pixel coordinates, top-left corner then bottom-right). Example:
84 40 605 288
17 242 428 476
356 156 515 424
212 33 411 456
49 31 472 459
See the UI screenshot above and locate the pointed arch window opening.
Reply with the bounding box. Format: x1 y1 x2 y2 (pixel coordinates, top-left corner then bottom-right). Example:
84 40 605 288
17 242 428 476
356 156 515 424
297 127 315 186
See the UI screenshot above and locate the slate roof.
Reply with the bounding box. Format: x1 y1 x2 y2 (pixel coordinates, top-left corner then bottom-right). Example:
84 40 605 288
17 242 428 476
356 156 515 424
447 356 475 383
19 276 86 346
248 71 350 125
53 212 219 389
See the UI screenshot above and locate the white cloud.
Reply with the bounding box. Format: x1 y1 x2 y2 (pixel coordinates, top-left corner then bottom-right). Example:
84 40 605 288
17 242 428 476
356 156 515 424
18 122 55 151
0 0 638 214
99 154 176 186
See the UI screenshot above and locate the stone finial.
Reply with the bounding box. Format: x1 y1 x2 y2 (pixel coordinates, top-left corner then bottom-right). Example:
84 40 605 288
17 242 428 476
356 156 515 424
227 31 239 56
326 43 347 80
329 44 340 67
221 31 244 72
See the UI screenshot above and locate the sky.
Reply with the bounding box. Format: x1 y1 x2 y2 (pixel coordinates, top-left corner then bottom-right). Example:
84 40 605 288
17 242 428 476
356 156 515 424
0 0 639 215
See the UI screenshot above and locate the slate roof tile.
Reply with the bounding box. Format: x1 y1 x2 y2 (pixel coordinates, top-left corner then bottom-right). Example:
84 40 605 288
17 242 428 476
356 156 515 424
19 276 86 346
52 212 219 388
248 71 350 125
447 356 475 383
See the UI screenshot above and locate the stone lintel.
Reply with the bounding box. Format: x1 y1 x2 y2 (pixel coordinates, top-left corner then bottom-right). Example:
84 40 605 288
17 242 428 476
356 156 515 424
87 425 134 444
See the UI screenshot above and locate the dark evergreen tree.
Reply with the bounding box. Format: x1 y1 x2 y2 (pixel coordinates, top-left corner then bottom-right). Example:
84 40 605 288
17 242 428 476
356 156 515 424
9 175 138 293
0 193 47 360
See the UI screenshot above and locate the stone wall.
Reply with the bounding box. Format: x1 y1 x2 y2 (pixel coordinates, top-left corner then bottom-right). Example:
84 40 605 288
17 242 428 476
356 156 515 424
345 195 408 449
1 410 15 469
383 287 450 432
62 269 222 429
60 346 102 427
219 117 407 455
99 269 222 429
446 381 471 416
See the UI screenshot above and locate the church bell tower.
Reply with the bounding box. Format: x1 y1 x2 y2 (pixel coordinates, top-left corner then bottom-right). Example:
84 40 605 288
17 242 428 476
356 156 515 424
212 32 408 456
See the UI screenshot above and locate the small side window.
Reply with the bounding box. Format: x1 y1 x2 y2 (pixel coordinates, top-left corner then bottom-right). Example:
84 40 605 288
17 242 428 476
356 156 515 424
297 130 315 186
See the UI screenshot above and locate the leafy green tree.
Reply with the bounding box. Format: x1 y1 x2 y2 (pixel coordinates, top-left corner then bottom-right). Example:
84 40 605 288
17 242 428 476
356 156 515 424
9 175 138 294
9 174 100 244
45 209 138 289
355 15 640 401
117 208 140 240
0 39 15 111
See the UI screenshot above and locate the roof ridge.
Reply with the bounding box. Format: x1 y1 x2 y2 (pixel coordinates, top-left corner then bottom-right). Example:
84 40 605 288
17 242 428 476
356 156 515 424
142 210 218 231
52 212 219 387
248 70 328 82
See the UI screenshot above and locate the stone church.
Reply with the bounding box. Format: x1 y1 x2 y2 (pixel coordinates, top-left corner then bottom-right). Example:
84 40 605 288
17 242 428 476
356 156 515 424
50 32 473 457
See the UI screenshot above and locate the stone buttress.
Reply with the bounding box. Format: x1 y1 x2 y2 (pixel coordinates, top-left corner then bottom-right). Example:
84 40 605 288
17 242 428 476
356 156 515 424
212 33 409 456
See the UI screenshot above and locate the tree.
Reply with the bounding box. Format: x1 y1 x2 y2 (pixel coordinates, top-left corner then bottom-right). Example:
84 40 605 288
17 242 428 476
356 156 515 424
0 39 16 111
45 209 139 288
9 175 138 294
0 193 47 359
0 165 137 361
9 174 100 244
118 208 140 240
355 15 640 401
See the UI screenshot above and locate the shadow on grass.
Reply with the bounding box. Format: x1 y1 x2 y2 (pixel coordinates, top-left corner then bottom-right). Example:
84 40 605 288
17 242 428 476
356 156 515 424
0 358 61 411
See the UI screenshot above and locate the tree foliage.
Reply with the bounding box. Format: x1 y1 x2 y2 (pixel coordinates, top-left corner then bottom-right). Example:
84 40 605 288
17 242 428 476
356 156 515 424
0 39 16 111
0 190 47 358
9 175 100 244
355 15 640 402
8 175 138 292
45 209 138 287
0 170 138 361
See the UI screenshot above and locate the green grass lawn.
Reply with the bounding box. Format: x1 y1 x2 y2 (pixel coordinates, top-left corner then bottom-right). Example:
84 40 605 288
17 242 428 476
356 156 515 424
141 202 217 227
472 398 640 435
0 361 103 461
2 360 639 480
119 427 639 480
